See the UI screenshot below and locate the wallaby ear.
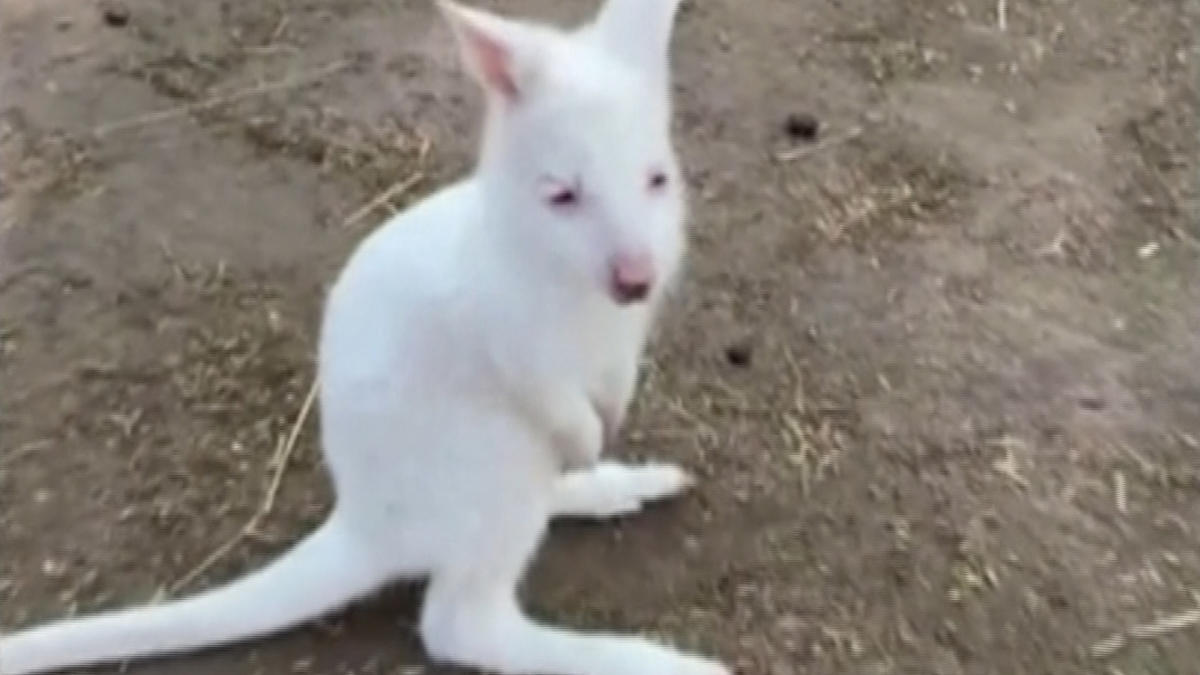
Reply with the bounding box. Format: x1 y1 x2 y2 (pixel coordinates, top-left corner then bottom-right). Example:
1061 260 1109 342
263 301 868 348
588 0 683 79
437 0 543 103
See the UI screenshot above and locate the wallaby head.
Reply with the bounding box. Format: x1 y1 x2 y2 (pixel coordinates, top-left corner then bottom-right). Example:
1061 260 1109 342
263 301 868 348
438 0 686 306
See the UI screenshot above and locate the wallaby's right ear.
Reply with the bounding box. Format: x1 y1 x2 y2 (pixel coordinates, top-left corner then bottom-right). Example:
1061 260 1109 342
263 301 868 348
589 0 683 82
437 0 543 104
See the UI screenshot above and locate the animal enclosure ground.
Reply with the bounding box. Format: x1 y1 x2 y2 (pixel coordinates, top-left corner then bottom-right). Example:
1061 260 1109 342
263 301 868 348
1 0 1198 673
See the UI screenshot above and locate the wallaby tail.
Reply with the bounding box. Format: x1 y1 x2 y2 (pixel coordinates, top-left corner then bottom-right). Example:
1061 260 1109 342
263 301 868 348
0 515 387 675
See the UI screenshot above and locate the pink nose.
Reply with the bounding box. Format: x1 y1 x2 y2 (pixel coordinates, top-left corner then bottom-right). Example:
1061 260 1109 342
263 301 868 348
609 252 655 304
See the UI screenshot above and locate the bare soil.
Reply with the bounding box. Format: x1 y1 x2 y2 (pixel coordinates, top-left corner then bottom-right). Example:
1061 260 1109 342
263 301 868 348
2 0 1198 673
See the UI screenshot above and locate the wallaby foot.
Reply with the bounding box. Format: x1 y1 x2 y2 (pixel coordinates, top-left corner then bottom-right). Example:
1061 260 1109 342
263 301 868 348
553 461 694 519
418 501 727 675
422 599 727 675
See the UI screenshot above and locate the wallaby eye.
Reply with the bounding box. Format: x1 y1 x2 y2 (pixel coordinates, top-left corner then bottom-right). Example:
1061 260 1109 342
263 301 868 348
540 176 582 209
548 187 579 207
648 170 668 191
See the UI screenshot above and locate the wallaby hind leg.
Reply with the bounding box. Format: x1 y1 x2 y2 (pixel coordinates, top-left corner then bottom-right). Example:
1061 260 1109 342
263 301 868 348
552 461 694 520
417 496 727 675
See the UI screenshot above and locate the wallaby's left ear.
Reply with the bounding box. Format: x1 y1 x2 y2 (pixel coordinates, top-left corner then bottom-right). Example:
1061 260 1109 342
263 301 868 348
586 0 684 80
437 0 547 104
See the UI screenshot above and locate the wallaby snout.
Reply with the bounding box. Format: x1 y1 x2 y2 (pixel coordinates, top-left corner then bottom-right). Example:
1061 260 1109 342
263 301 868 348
608 250 655 304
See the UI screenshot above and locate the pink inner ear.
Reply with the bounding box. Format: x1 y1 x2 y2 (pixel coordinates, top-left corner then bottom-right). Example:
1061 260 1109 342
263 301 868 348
463 27 520 101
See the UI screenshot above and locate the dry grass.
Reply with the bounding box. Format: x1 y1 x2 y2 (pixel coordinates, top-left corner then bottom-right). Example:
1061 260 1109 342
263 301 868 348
1091 605 1200 659
112 45 436 227
340 133 431 229
776 124 970 252
92 60 352 137
168 377 317 595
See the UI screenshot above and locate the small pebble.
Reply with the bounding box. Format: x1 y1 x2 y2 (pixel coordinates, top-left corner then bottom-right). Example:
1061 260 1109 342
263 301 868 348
784 112 820 142
41 559 66 578
100 2 130 27
724 341 753 367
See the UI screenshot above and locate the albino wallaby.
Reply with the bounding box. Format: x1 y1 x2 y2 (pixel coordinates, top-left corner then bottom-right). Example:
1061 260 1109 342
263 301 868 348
0 1 729 673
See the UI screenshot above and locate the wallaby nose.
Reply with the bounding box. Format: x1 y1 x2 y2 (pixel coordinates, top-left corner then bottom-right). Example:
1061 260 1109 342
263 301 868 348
609 252 655 305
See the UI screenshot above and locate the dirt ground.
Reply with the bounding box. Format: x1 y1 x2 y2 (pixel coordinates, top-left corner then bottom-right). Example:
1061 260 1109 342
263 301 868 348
1 0 1198 673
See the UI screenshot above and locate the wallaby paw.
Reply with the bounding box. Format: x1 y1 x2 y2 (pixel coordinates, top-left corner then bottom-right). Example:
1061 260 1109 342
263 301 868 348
554 461 695 519
615 462 695 504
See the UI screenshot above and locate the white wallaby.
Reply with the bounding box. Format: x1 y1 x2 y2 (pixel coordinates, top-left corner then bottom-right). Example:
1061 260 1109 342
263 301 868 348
0 0 729 673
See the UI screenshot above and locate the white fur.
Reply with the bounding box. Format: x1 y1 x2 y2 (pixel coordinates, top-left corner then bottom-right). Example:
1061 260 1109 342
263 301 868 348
0 1 729 673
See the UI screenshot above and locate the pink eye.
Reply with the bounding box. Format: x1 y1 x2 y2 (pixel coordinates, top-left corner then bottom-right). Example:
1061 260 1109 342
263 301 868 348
648 170 668 191
540 176 582 209
548 187 579 207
